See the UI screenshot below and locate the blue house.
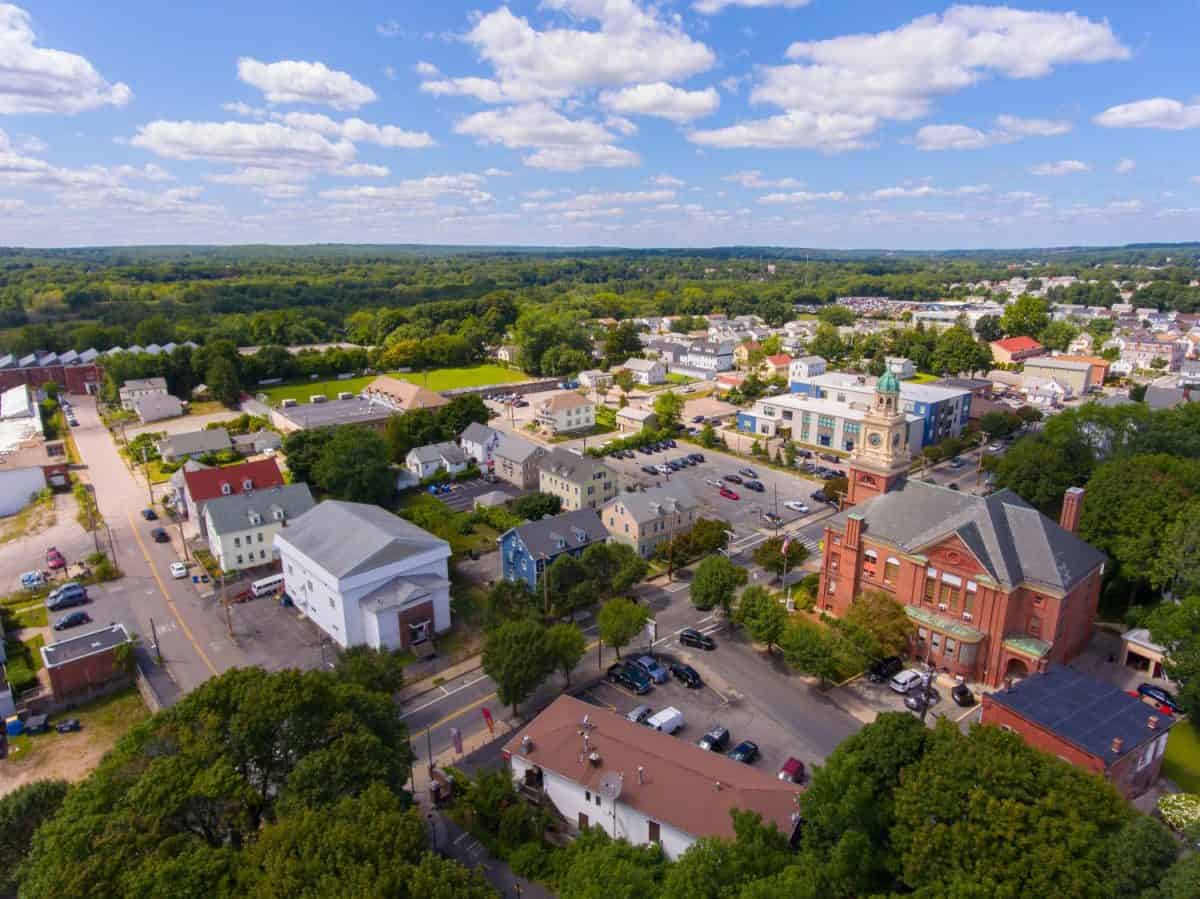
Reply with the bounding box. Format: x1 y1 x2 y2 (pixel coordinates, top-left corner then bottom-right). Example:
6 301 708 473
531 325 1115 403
499 509 609 590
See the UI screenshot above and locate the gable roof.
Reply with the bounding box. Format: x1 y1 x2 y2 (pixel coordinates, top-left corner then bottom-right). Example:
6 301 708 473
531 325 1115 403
409 441 468 466
622 358 659 373
604 483 697 524
364 376 448 410
505 508 607 558
494 433 544 464
539 447 613 484
277 500 450 579
505 695 800 842
986 664 1174 766
765 354 792 365
158 428 232 457
183 458 285 502
120 376 168 393
991 336 1043 353
461 421 499 445
203 483 315 535
826 480 1105 592
539 392 591 413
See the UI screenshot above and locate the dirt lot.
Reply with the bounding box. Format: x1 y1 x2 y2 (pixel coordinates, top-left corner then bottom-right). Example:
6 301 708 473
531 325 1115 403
1 688 149 796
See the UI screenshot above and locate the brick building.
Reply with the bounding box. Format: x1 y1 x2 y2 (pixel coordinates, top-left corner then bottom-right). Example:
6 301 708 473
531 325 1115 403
982 664 1175 798
41 624 132 701
819 375 1106 688
989 336 1045 364
0 351 101 395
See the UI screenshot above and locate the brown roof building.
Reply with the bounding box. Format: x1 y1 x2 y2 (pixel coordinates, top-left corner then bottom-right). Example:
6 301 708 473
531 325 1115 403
362 376 449 412
503 695 801 859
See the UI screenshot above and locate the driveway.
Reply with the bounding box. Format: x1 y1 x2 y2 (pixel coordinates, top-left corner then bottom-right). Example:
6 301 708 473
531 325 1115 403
121 408 244 439
0 493 95 593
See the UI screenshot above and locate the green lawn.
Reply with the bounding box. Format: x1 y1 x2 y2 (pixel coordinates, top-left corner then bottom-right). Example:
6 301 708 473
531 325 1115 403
260 365 529 405
905 372 940 383
666 373 696 385
4 633 45 693
1164 721 1200 793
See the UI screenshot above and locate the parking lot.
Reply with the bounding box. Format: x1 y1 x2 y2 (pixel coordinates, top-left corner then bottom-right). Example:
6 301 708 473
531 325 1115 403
434 477 524 513
831 667 983 728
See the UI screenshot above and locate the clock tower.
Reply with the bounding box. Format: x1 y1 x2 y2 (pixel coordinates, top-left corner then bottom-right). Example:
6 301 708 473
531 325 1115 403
846 371 911 506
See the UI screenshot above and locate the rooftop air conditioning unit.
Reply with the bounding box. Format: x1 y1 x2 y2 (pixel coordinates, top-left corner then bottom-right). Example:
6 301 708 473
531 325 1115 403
310 394 327 404
280 398 298 408
337 391 354 400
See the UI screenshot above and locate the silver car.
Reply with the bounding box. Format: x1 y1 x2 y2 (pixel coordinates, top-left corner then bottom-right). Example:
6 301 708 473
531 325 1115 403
889 669 924 694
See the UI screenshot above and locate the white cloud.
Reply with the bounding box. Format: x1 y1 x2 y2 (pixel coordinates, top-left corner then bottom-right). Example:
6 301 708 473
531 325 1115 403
132 120 357 169
16 133 45 154
335 163 389 178
269 111 434 149
650 174 684 186
455 103 638 171
1030 159 1090 176
320 174 493 208
207 166 310 198
995 114 1072 138
423 0 714 103
723 169 802 189
917 114 1072 151
600 82 719 122
757 190 847 204
869 183 990 199
222 101 266 118
694 0 812 14
376 20 404 38
533 189 674 212
692 6 1125 151
1191 176 1200 185
483 167 512 177
605 115 638 136
237 57 377 110
414 61 440 77
0 5 132 114
383 66 397 81
1116 158 1136 174
1094 98 1200 131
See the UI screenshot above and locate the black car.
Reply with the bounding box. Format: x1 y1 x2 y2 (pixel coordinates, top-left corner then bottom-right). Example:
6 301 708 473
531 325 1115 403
691 415 706 423
679 628 716 651
671 663 702 688
796 449 813 458
140 508 157 520
150 527 169 543
867 656 904 684
667 460 682 471
728 740 760 764
607 662 652 695
697 726 730 752
723 474 743 484
951 683 976 707
819 453 840 463
688 452 705 463
1137 684 1182 714
744 480 765 492
54 610 91 631
642 465 658 475
639 446 654 455
738 467 758 478
811 490 831 503
55 718 82 733
904 687 941 712
665 439 677 448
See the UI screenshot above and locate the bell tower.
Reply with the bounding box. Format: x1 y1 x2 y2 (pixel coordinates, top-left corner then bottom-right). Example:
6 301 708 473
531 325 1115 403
846 371 911 506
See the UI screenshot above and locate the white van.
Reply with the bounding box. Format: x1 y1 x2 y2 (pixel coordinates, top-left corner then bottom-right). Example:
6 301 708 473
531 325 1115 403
646 706 684 735
251 573 285 598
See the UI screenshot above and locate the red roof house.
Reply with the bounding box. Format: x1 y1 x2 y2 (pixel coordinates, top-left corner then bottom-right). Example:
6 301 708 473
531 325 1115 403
990 336 1046 364
181 458 285 534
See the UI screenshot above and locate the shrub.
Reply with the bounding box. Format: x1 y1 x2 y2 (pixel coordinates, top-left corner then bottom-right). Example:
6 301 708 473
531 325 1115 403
1159 793 1200 834
509 841 554 880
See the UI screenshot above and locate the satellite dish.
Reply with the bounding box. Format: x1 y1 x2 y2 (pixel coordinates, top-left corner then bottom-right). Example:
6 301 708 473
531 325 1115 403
600 770 624 801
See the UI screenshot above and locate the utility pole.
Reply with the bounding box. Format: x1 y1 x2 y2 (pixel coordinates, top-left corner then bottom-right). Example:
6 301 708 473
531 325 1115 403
220 569 233 639
140 446 154 506
149 617 161 663
84 483 100 553
176 515 190 561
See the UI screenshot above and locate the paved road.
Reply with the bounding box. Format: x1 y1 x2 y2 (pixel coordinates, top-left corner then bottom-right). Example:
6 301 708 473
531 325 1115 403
70 396 255 695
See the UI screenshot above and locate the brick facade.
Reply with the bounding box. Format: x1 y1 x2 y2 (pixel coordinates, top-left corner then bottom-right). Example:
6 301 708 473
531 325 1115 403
0 363 101 395
397 599 435 649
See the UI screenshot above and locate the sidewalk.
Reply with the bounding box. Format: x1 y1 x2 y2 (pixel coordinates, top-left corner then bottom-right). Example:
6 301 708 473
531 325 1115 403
397 653 485 704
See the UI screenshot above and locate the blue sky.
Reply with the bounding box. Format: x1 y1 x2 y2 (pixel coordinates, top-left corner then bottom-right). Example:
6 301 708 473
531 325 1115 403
2 1 1198 248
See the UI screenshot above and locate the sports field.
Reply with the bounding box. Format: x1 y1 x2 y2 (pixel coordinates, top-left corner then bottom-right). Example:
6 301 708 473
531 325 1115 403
259 364 528 405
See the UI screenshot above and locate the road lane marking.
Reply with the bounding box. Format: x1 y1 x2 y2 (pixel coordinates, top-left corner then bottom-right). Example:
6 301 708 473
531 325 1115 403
401 673 492 718
127 510 219 677
414 690 498 733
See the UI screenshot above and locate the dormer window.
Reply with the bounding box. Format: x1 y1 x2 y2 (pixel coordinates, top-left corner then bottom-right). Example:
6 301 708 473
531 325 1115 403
220 482 231 495
273 508 284 521
248 511 262 526
243 479 253 491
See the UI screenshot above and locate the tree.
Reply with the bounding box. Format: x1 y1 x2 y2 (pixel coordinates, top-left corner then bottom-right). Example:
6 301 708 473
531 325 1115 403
1100 816 1178 898
1158 853 1200 899
779 622 839 686
613 368 636 394
544 553 593 620
930 325 991 375
0 780 69 894
979 410 1012 438
661 810 793 899
817 305 855 327
974 314 1003 342
510 492 562 521
1146 594 1200 717
206 355 242 407
691 555 746 616
483 578 537 630
384 407 442 462
598 597 649 659
603 322 643 366
482 618 552 717
333 646 405 695
282 426 337 485
752 536 809 583
1000 294 1051 338
580 541 648 599
735 586 788 652
556 827 668 899
843 590 915 659
653 390 684 430
545 622 587 686
699 422 718 448
992 431 1093 515
436 394 489 437
808 323 847 361
1039 319 1079 352
313 426 394 505
1154 503 1200 597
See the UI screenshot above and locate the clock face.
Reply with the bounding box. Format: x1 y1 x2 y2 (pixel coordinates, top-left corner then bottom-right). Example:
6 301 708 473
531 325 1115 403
868 432 882 447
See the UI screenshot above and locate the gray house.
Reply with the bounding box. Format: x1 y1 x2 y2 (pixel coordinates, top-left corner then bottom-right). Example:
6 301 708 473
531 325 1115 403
157 428 233 462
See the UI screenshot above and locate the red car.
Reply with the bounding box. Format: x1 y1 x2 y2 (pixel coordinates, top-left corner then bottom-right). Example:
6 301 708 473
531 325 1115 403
45 546 66 570
778 757 805 784
719 487 739 500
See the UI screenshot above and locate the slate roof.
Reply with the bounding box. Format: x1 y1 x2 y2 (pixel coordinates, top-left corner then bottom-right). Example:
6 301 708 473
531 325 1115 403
623 358 659 373
494 433 543 464
604 483 697 524
158 428 232 458
134 394 183 421
277 500 450 579
505 508 607 558
120 376 168 394
360 573 450 613
986 664 1174 766
826 480 1105 592
409 441 469 466
204 483 315 535
461 422 499 446
539 448 613 484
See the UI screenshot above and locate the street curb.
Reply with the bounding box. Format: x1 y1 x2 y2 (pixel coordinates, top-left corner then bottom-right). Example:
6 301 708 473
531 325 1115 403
397 657 485 704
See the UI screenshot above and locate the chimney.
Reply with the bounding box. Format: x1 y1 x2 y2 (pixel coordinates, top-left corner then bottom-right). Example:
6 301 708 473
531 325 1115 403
1148 715 1159 731
637 766 644 785
1110 737 1123 754
1060 486 1085 533
844 513 864 549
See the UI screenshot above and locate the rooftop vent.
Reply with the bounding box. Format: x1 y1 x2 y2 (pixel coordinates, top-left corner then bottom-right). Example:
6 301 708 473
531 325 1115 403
1148 715 1159 730
1111 737 1124 754
588 751 602 767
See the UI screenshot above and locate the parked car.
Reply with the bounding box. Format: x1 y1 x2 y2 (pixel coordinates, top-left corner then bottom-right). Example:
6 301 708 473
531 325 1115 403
671 663 703 688
1137 684 1182 714
867 656 904 684
728 740 760 764
948 483 960 491
141 508 158 520
784 500 810 514
691 415 705 423
744 479 764 492
819 453 840 463
656 464 673 475
889 669 924 694
169 561 189 579
723 473 743 484
632 655 670 684
705 478 723 489
679 628 716 650
607 662 652 695
777 757 805 784
719 487 740 501
642 465 659 475
811 490 831 504
45 546 65 570
20 570 45 589
738 467 758 478
45 582 88 610
55 718 82 734
795 448 813 458
150 528 169 543
951 683 976 707
665 439 677 448
905 687 941 712
988 443 1003 452
948 458 965 469
24 714 48 735
688 453 705 463
625 704 654 725
762 512 782 525
54 610 92 631
697 726 730 752
647 706 684 735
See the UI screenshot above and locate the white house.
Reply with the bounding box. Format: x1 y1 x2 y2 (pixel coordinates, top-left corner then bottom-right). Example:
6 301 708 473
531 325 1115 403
202 483 315 572
460 422 501 466
119 377 169 411
536 393 595 434
275 501 453 650
578 370 613 390
787 355 826 382
504 695 801 861
885 356 916 379
621 358 666 386
406 441 470 479
681 342 734 373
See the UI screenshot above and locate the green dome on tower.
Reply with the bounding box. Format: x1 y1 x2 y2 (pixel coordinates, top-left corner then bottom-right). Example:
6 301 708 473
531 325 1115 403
877 370 901 394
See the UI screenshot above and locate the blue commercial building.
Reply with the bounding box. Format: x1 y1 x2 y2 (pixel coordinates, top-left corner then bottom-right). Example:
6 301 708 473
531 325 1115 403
499 509 608 591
